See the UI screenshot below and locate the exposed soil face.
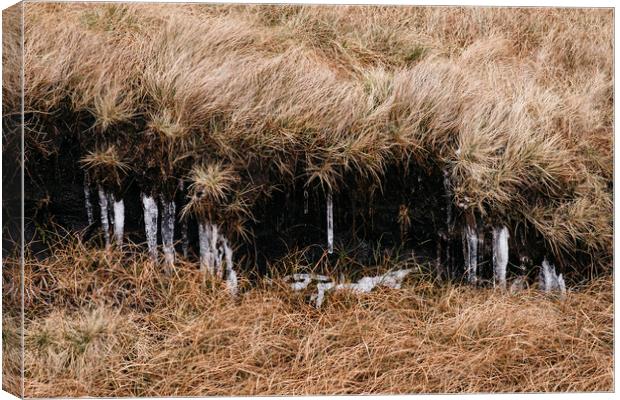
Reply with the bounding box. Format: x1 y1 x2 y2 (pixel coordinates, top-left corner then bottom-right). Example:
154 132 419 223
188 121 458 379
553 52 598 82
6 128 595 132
22 139 441 269
19 125 548 284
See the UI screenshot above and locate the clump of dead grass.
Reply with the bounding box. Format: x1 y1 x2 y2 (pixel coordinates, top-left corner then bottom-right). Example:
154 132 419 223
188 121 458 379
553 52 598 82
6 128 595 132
80 145 131 186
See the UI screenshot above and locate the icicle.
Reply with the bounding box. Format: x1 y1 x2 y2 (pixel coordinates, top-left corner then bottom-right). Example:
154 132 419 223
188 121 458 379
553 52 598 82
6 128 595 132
113 196 125 245
539 258 566 296
509 255 529 293
98 187 123 246
226 266 238 296
492 225 509 289
286 273 331 291
304 190 309 215
215 245 224 277
223 239 237 296
340 269 412 293
313 281 335 308
308 269 413 308
210 224 224 278
326 187 334 254
198 222 223 275
83 172 94 225
97 185 110 248
290 274 312 290
142 193 159 261
181 220 189 258
383 268 412 289
540 258 555 292
557 274 566 295
198 222 238 294
198 222 213 274
463 212 478 284
198 222 208 272
160 198 176 266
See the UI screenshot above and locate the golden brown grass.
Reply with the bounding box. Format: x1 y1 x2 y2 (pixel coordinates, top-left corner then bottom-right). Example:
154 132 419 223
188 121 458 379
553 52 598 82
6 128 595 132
6 4 612 272
3 239 613 396
2 6 613 394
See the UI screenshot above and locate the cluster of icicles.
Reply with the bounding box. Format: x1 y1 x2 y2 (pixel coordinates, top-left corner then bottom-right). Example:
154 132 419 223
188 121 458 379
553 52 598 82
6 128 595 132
443 171 566 297
460 221 565 294
84 175 565 304
289 183 566 308
84 175 238 296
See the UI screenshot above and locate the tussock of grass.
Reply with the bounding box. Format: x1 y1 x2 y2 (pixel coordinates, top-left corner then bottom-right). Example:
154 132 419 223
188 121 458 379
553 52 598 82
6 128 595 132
80 145 130 186
2 241 613 396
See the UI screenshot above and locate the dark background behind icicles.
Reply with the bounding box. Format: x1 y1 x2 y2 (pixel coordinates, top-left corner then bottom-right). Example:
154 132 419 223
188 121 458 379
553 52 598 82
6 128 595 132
11 123 553 285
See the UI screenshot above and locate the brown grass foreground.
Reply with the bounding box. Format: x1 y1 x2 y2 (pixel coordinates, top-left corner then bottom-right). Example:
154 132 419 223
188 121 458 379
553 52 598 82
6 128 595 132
3 240 613 396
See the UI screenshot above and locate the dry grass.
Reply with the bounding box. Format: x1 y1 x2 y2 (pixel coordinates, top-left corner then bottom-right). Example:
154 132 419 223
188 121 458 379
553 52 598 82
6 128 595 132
2 6 613 394
2 240 613 396
6 4 612 273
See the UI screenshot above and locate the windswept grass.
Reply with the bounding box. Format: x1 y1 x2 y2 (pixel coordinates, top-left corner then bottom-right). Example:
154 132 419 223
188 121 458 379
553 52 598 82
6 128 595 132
2 240 613 396
7 4 612 273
